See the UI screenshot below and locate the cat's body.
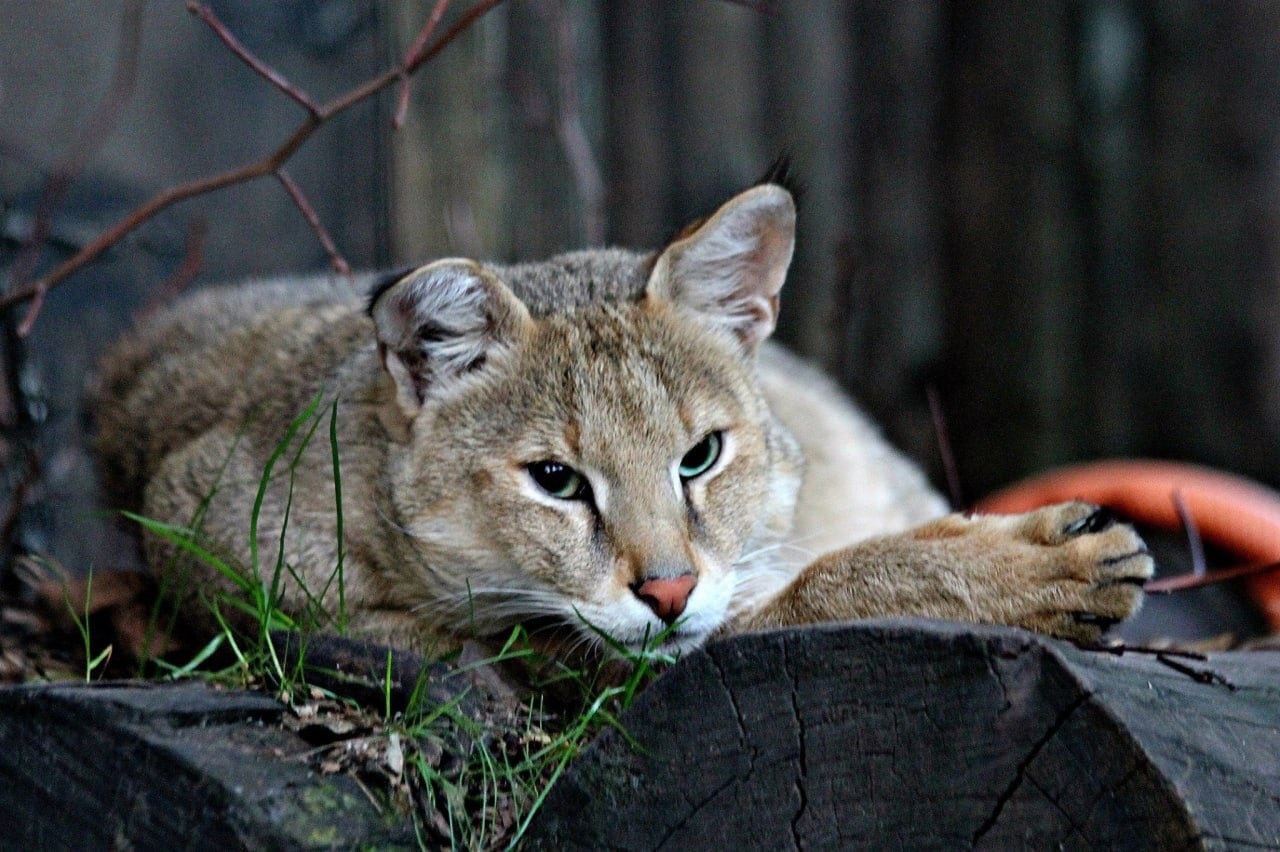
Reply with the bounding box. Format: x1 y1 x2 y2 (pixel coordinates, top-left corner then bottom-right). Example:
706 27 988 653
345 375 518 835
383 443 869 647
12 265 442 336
95 183 1151 657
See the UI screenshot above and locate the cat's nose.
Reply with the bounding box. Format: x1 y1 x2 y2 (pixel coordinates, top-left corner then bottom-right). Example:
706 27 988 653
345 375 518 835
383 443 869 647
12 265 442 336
631 573 696 624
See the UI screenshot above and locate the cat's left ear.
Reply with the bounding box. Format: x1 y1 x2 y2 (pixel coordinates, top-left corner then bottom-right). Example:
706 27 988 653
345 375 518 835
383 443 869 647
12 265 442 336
645 183 796 351
368 259 531 419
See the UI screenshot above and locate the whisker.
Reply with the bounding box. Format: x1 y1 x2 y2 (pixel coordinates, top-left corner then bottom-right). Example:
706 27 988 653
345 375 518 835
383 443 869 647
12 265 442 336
416 585 573 622
736 538 815 566
570 632 601 660
374 500 419 539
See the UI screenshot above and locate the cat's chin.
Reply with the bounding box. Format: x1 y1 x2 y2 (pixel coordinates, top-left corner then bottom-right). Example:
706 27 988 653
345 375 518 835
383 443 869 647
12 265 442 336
615 625 710 658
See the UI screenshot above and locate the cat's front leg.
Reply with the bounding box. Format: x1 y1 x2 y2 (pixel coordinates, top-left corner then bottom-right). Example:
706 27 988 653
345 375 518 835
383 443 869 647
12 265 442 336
735 501 1153 641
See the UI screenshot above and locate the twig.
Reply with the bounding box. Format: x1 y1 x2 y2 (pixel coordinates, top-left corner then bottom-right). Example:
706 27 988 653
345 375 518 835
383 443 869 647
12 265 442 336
0 0 509 322
187 1 322 118
1171 489 1206 577
10 0 144 336
1155 654 1236 690
395 0 452 129
1145 560 1280 593
1 152 290 317
1075 640 1235 688
136 217 207 322
276 171 350 273
927 386 965 510
325 0 507 117
14 286 48 341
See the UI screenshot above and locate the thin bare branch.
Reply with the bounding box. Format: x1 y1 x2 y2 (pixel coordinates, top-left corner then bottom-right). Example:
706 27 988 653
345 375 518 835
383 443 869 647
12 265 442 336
9 0 144 335
277 171 350 274
1156 654 1235 689
405 0 504 78
1073 640 1234 688
187 2 322 118
395 0 452 129
324 0 505 119
14 288 47 340
136 216 208 322
1145 560 1280 593
1074 641 1209 661
0 0 509 322
0 135 304 316
404 0 455 68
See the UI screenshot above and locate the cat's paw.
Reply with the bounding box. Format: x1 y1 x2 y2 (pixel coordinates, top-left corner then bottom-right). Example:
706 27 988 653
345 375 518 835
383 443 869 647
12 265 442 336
969 501 1153 640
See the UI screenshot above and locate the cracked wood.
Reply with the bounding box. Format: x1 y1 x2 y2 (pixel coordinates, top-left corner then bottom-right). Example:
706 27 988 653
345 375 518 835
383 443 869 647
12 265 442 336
529 619 1280 850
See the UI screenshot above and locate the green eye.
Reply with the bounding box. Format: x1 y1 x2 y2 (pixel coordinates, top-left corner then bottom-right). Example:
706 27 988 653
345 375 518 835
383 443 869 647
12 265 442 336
528 461 590 500
678 431 723 481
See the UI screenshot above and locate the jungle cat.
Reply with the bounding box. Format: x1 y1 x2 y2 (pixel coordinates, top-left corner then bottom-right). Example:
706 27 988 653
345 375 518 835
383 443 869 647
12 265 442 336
94 179 1153 659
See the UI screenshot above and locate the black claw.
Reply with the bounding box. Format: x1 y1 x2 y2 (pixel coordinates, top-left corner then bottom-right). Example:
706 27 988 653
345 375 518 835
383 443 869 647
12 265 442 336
1072 611 1120 629
1100 575 1149 589
1065 507 1115 536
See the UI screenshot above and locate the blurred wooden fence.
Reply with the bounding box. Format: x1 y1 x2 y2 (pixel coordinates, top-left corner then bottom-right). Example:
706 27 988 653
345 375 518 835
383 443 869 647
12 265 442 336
4 0 1280 574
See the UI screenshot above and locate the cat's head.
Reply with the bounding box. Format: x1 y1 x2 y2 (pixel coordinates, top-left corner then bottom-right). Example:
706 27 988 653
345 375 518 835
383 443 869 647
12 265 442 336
368 182 802 656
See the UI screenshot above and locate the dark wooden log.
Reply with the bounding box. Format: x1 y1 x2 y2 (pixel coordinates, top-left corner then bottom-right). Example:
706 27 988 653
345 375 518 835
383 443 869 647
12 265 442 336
3 622 1276 848
0 680 413 849
529 619 1280 850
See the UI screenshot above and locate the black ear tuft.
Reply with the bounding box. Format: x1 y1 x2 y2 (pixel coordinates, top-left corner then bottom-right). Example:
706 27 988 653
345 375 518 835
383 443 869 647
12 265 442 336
365 265 418 317
757 153 804 208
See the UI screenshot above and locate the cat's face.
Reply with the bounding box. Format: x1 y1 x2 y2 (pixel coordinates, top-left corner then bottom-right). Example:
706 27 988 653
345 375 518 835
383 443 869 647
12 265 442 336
370 184 800 653
393 300 801 654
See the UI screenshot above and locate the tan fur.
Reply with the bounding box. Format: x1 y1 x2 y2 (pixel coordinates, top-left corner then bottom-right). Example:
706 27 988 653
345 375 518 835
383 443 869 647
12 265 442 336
93 184 1152 658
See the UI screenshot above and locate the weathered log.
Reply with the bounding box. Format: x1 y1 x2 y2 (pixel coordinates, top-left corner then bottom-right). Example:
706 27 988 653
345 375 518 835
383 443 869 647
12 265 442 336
2 622 1277 849
529 619 1280 850
0 680 412 849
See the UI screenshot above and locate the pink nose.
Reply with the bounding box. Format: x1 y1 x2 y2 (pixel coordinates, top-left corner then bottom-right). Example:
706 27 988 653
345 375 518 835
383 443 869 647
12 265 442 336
632 574 696 624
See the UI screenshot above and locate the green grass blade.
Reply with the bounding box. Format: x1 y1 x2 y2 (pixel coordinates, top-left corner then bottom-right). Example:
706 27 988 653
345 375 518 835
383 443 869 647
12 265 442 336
248 391 324 582
157 633 226 679
124 512 254 594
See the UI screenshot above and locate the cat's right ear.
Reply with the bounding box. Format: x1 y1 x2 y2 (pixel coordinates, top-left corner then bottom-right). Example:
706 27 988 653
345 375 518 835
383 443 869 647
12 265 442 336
368 259 531 419
645 183 796 352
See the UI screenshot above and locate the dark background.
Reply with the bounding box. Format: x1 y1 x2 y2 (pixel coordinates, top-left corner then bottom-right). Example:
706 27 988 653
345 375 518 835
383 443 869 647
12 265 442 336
3 1 1280 596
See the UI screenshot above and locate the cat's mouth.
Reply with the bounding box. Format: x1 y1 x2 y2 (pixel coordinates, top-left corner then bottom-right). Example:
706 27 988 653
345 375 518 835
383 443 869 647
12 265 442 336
514 615 710 660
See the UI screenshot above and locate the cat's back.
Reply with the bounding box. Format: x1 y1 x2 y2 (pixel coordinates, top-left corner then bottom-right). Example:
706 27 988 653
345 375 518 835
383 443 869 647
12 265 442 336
93 272 376 506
